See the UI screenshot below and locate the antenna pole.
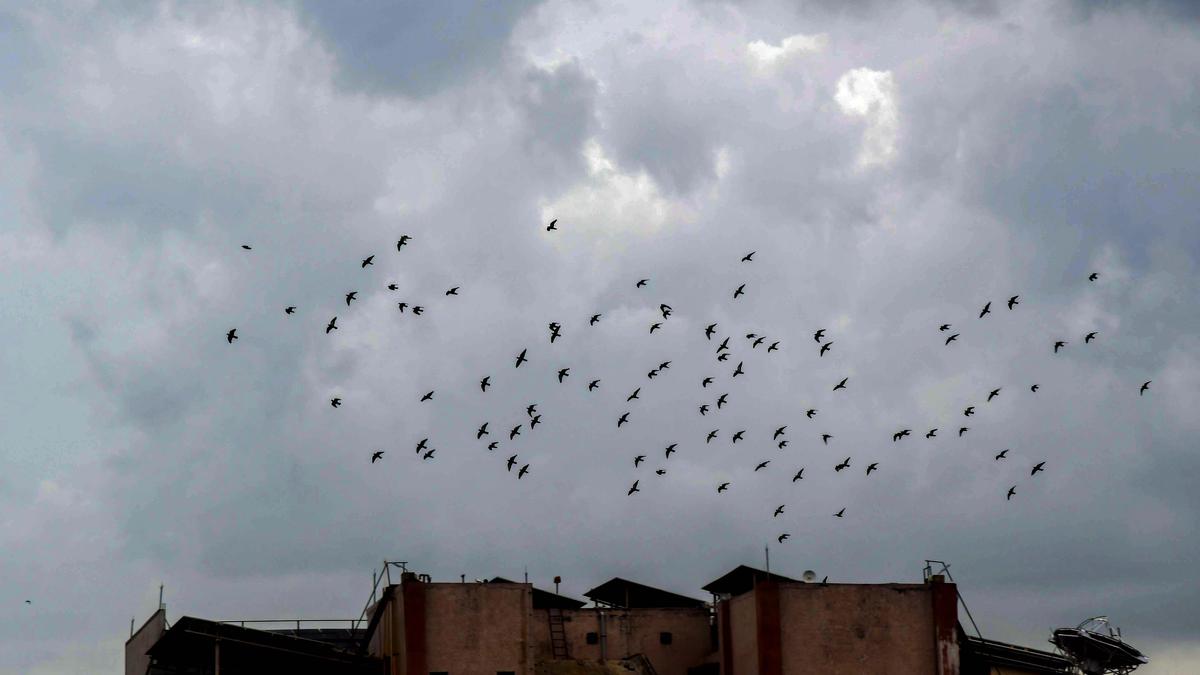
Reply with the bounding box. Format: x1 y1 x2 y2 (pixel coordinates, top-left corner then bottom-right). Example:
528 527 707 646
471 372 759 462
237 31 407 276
159 584 164 610
524 566 528 583
765 545 770 574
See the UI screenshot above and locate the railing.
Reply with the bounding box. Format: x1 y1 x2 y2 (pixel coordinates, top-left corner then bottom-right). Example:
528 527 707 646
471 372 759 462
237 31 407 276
215 618 359 631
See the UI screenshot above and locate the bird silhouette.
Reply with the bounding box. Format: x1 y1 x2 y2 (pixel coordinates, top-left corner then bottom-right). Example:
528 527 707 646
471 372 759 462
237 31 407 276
1008 295 1019 310
397 235 412 249
1140 380 1151 395
834 508 845 518
732 430 745 443
699 405 709 416
733 362 745 377
833 377 848 391
1031 384 1040 392
773 426 787 440
964 406 975 416
446 287 460 296
1089 272 1099 281
345 291 357 306
397 303 408 312
754 460 770 471
706 323 718 340
717 337 730 353
773 505 785 517
1085 331 1097 343
806 409 817 419
388 283 398 290
416 438 428 454
557 368 570 383
590 313 601 325
893 429 911 442
926 428 937 438
510 425 521 440
527 404 538 417
655 468 666 476
420 391 434 402
285 306 296 314
994 449 1008 460
515 349 528 368
767 341 779 352
507 455 518 471
814 329 826 342
777 440 789 449
939 324 951 331
820 341 833 357
361 255 374 268
752 337 766 348
636 279 649 288
331 397 342 408
326 317 338 333
226 329 238 343
959 427 969 436
518 464 530 479
733 284 746 299
412 306 424 315
650 367 663 376
707 429 719 443
1054 340 1066 353
716 393 728 409
945 333 959 346
618 412 630 428
422 448 436 460
717 482 730 493
627 388 640 402
660 304 673 319
866 462 878 475
742 251 755 262
650 323 662 334
529 416 540 430
658 361 671 371
987 388 1001 402
488 441 498 451
241 244 252 250
589 379 601 391
1007 486 1016 500
777 533 789 543
476 423 489 439
702 377 714 388
821 434 833 444
1031 461 1046 476
546 218 557 231
371 450 384 463
835 457 850 472
628 480 640 495
480 376 491 392
634 455 645 467
979 301 991 318
665 444 677 458
792 468 804 482
717 353 730 362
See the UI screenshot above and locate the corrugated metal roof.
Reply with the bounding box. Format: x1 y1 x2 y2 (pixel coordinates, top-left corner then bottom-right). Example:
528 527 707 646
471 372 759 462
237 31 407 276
583 578 707 609
701 565 799 596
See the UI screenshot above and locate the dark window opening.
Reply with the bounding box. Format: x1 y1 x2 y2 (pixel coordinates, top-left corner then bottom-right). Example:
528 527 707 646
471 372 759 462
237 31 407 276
660 631 673 645
498 671 516 675
586 632 599 645
430 672 448 675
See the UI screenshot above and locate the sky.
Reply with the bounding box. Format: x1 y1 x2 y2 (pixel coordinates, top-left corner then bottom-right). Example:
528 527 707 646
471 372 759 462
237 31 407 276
1 0 1198 672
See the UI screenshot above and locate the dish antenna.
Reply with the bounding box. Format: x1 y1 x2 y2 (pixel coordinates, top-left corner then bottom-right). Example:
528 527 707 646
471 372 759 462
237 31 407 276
1051 616 1148 675
802 570 817 582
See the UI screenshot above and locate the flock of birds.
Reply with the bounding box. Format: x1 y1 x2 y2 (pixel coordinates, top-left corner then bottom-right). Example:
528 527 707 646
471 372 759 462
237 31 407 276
225 225 1152 545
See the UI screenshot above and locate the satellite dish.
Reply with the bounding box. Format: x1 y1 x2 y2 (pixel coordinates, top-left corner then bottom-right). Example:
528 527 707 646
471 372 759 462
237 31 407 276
802 570 817 582
1052 617 1148 675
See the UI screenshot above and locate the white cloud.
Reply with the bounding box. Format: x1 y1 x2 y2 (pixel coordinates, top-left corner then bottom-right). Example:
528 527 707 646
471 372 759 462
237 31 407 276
834 67 899 167
746 32 828 68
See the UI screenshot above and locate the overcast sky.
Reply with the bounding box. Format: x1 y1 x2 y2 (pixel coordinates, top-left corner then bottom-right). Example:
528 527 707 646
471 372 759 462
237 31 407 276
2 1 1198 672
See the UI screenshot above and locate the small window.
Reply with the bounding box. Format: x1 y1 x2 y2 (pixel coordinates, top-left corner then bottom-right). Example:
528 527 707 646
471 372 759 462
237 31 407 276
660 631 673 645
430 672 448 675
498 671 516 675
586 632 599 645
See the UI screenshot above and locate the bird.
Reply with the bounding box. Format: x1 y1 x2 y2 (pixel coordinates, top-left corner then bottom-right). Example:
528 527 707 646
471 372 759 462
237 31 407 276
945 333 959 346
1089 272 1099 281
1140 380 1151 395
660 304 673 319
590 314 601 325
241 244 252 250
24 600 31 605
1031 384 1040 392
515 349 528 368
330 397 342 408
716 393 729 409
893 429 911 442
665 444 677 458
634 455 646 467
732 430 745 443
834 508 845 518
420 391 434 402
422 448 436 460
510 425 522 440
476 423 489 439
361 255 374 268
987 388 1001 402
618 413 630 428
717 482 730 493
636 279 648 288
650 323 662 334
702 377 714 388
774 505 785 517
487 441 498 451
660 360 672 371
699 405 709 416
733 284 746 299
557 368 570 383
717 353 730 362
792 468 804 482
707 429 719 443
717 337 730 353
527 404 538 417
752 337 766 348
397 235 412 249
964 406 975 417
649 368 661 377
773 426 787 440
371 450 384 463
1007 486 1016 500
627 480 640 496
835 457 850 472
1008 295 1019 310
1031 461 1046 476
345 291 357 306
1054 340 1066 353
480 376 491 392
821 434 833 445
518 464 530 479
446 287 460 296
806 409 817 419
1085 331 1097 344
926 428 937 439
777 440 789 449
285 306 296 314
412 306 424 315
742 251 755 262
326 317 338 333
768 341 779 352
866 462 878 475
777 533 789 543
627 388 640 402
706 323 718 340
979 301 991 318
397 303 408 312
939 324 951 331
589 379 601 391
754 461 770 471
814 329 826 342
733 362 745 377
655 469 666 476
507 455 518 471
226 329 238 343
546 218 557 231
833 377 848 391
387 283 398 290
416 438 428 454
959 427 969 436
820 341 833 357
530 415 542 429
995 449 1008 460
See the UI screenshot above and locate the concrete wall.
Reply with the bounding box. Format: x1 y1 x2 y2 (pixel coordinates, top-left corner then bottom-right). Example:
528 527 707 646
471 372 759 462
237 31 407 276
776 583 938 675
124 608 166 675
424 583 533 675
531 607 712 675
725 592 758 675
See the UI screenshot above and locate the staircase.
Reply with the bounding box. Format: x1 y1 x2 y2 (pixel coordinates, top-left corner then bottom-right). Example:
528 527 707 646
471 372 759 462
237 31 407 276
548 607 570 659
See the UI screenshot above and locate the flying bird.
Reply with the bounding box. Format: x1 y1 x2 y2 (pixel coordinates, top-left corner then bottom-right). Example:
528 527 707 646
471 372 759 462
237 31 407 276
939 324 951 331
326 318 338 333
777 440 789 449
774 505 785 517
717 353 730 362
821 434 833 445
345 291 357 306
945 333 959 346
422 448 436 460
518 464 530 479
420 390 434 402
717 337 730 353
773 426 787 440
397 303 408 312
1031 384 1040 392
777 533 789 543
557 368 570 383
732 430 745 443
1085 331 1097 344
814 329 825 342
716 393 728 409
835 457 850 472
964 406 975 417
627 480 640 496
416 438 428 454
388 284 398 290
733 284 745 299
792 469 804 482
707 429 719 443
656 469 665 476
649 368 661 377
699 405 709 416
1008 295 1019 310
446 287 460 296
1007 486 1016 500
510 425 522 440
987 388 1001 402
590 314 602 325
834 508 845 518
330 397 341 408
636 279 649 288
733 362 744 377
820 341 833 357
241 244 252 250
618 412 630 428
285 306 296 314
1031 461 1046 476
660 304 673 319
361 255 374 268
650 323 662 334
893 429 911 442
702 377 714 388
754 460 770 471
476 423 489 439
507 455 518 471
1089 272 1099 281
1140 380 1151 395
226 329 238 343
397 235 411 249
634 455 645 467
706 323 718 340
742 251 755 262
806 409 817 419
527 404 538 417
480 376 491 392
665 444 677 458
926 428 937 438
959 427 969 437
1054 340 1066 353
717 482 730 493
866 462 878 475
768 341 779 352
488 441 498 451
627 388 640 402
371 450 384 463
515 349 528 368
979 301 991 318
833 377 848 391
589 379 601 391
994 449 1008 460
546 218 557 231
752 337 766 348
531 415 542 428
412 305 424 315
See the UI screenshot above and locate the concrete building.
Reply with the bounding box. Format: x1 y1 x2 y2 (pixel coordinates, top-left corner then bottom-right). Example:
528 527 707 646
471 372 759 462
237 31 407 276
127 563 1073 675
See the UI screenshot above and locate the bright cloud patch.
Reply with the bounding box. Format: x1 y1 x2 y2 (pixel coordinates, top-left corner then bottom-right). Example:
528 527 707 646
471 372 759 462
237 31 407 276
746 33 828 68
834 67 899 168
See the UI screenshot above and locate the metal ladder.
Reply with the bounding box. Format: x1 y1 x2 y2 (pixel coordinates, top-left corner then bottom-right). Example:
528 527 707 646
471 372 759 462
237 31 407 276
548 607 570 659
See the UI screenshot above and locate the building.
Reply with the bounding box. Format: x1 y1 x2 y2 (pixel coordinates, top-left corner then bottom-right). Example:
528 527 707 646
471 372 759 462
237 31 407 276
127 563 1073 675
